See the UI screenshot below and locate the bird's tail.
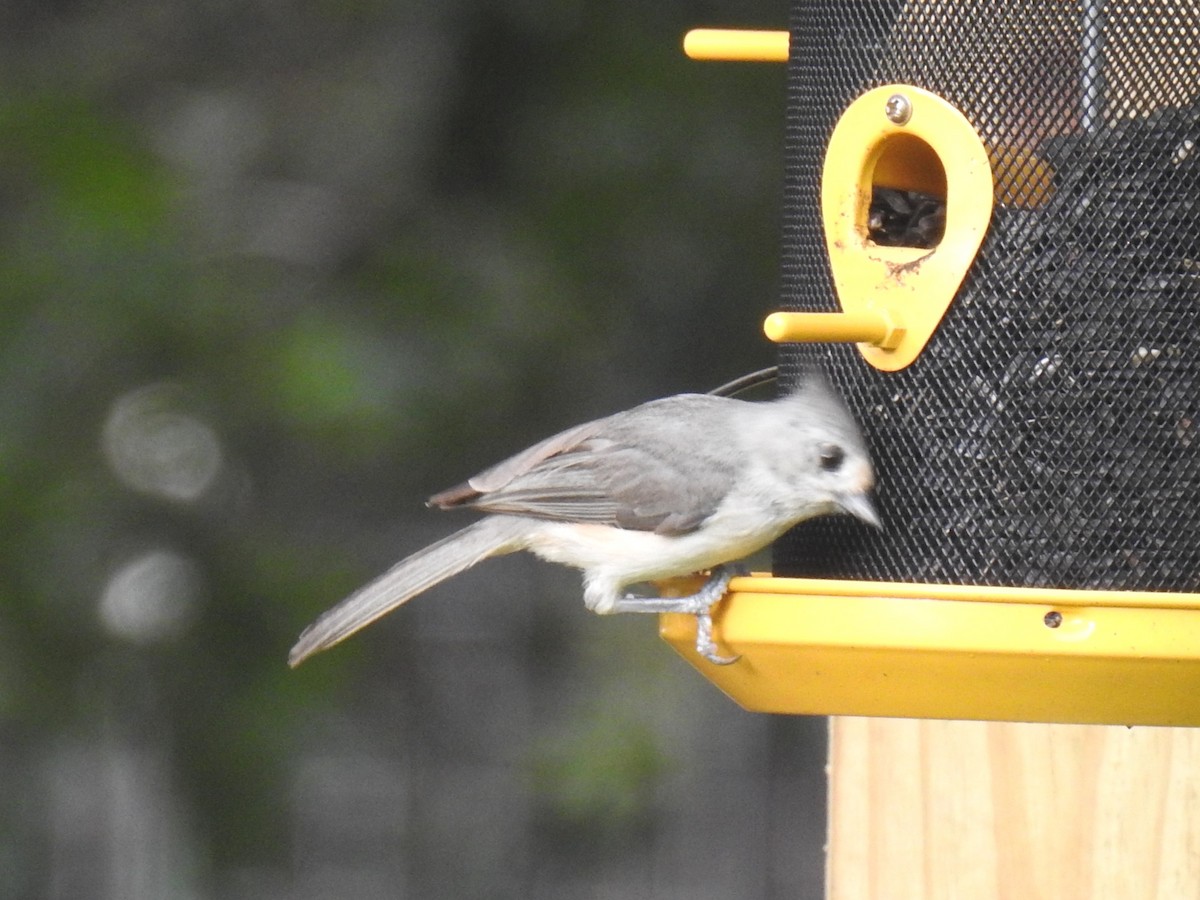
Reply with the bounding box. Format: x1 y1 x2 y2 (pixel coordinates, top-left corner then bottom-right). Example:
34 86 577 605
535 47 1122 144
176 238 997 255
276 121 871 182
288 516 529 667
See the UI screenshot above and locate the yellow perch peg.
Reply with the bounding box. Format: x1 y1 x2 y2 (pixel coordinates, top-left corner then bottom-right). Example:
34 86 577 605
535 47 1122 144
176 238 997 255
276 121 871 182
683 29 789 62
763 309 906 350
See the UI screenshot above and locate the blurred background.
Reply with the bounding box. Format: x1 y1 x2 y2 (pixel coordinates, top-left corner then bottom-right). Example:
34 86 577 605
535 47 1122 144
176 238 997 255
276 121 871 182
1 0 830 897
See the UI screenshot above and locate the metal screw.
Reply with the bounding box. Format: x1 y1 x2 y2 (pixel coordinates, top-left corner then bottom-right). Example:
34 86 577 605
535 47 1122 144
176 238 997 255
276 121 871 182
885 93 912 125
1043 610 1063 629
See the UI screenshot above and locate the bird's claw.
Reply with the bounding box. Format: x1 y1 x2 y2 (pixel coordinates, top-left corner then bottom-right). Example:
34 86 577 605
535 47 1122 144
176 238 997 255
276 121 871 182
692 564 741 665
695 608 740 665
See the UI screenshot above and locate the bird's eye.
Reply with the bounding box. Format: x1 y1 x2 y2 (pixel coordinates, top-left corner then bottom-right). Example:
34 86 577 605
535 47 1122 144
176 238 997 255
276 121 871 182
819 444 845 472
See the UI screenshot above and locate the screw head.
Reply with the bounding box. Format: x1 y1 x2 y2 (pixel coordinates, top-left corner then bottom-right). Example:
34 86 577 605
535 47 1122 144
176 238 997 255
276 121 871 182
885 93 912 125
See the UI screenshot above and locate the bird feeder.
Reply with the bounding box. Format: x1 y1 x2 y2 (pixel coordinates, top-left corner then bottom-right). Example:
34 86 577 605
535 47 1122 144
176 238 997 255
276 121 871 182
663 6 1200 727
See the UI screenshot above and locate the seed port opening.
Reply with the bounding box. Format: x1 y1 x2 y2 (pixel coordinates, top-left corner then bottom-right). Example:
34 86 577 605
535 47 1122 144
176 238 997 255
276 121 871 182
867 133 947 249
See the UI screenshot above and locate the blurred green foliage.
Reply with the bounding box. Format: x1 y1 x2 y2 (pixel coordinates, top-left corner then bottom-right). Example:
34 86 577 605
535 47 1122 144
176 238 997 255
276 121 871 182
0 1 816 897
531 714 668 839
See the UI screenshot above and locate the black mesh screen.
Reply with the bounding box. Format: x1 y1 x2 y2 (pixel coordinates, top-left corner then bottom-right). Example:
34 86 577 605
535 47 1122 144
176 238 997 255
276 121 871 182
776 1 1200 590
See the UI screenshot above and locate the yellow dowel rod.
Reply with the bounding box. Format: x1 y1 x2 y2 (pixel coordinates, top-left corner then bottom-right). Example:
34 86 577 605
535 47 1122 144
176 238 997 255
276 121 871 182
763 310 904 348
683 29 789 62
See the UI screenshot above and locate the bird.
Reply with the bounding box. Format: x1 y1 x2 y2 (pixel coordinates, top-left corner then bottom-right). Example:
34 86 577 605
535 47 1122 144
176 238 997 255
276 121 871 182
288 371 878 668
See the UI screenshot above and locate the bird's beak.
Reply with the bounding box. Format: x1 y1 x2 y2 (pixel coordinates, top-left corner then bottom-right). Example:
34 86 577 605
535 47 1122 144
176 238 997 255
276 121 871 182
838 492 882 529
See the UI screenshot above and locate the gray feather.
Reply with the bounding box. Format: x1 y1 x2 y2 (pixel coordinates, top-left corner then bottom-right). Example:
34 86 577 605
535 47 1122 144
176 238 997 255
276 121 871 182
429 394 740 535
287 517 529 667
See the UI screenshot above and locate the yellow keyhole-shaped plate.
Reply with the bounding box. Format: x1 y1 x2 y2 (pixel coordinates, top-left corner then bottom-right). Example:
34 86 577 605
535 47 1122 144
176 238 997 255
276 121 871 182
821 85 993 371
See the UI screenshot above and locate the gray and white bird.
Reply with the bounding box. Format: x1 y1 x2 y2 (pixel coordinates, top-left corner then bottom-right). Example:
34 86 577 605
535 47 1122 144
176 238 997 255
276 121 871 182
288 373 878 667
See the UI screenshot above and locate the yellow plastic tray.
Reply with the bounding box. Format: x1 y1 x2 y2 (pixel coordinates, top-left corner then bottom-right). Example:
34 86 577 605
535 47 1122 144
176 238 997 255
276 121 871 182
659 576 1200 726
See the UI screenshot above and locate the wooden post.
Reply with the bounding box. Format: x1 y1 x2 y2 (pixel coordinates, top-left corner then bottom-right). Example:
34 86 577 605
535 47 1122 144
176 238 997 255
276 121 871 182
827 717 1200 899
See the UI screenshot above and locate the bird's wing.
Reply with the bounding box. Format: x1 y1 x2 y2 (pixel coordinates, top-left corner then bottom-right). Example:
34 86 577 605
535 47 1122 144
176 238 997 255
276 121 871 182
429 395 739 535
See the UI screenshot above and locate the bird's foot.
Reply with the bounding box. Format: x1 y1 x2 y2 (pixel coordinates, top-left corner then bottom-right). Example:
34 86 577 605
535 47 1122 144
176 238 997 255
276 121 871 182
611 565 742 665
